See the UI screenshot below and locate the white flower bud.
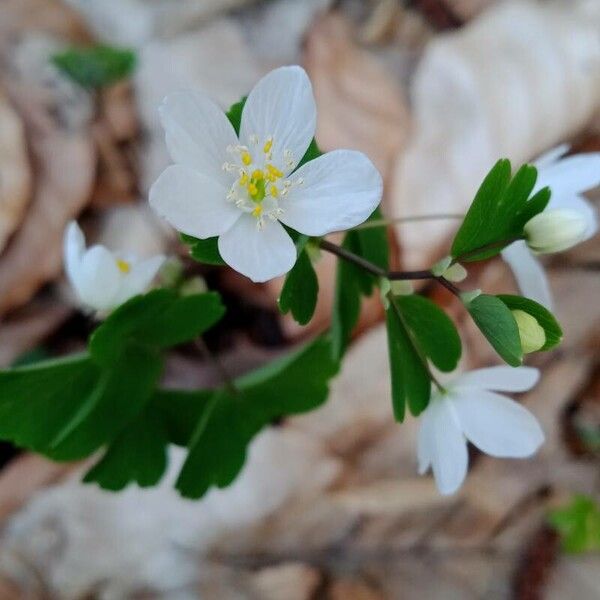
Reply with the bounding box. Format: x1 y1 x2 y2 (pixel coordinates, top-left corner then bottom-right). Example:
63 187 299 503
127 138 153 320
524 209 588 254
512 309 545 354
443 263 467 283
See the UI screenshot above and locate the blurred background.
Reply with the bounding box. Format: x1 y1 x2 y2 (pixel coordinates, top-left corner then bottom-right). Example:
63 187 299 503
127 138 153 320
0 0 598 598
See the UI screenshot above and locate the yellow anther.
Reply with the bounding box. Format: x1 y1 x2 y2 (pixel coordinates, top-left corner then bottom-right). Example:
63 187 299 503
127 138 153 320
270 184 279 198
241 150 252 166
116 259 131 274
266 164 283 179
248 183 258 196
239 172 249 185
263 138 273 154
252 205 263 217
252 169 264 180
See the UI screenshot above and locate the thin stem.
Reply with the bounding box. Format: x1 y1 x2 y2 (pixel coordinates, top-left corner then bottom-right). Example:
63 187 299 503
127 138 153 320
319 239 386 277
352 212 465 231
435 276 462 298
195 337 239 396
388 269 433 281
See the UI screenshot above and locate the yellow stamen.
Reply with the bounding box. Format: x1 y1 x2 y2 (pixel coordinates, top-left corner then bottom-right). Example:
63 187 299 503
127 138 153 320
252 205 263 217
241 150 252 166
116 259 131 274
248 183 258 196
266 164 283 179
252 169 264 180
270 184 279 198
263 139 273 154
239 172 249 185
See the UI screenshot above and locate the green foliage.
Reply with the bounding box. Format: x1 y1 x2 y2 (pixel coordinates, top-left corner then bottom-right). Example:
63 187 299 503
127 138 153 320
451 160 550 262
466 294 522 366
385 301 431 421
278 246 319 326
496 295 562 351
175 337 338 498
396 295 462 372
52 45 136 89
297 139 322 169
548 495 600 554
331 209 389 360
181 234 226 266
0 290 225 489
226 96 247 134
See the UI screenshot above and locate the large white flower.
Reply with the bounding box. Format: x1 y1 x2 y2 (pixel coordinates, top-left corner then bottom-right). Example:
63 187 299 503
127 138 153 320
149 66 382 283
64 221 165 314
418 366 544 495
502 146 599 308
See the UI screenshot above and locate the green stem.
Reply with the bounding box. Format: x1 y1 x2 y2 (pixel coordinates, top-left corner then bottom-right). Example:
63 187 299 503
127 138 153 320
352 212 465 231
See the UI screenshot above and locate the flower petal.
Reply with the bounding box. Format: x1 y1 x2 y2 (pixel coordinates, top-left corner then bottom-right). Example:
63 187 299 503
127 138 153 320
502 241 553 308
64 221 86 284
77 246 121 311
547 193 597 240
536 152 600 196
218 215 296 283
452 389 544 458
159 90 238 187
455 366 540 393
534 144 568 169
420 396 468 496
114 255 166 306
149 164 241 239
278 150 382 236
239 66 316 174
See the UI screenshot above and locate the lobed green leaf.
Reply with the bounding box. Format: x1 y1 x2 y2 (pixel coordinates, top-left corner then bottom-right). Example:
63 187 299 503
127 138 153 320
278 248 319 326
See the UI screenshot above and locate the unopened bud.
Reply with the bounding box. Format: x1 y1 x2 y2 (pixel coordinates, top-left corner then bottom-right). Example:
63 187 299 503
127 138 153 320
512 309 545 353
460 289 481 304
443 263 467 282
524 209 587 254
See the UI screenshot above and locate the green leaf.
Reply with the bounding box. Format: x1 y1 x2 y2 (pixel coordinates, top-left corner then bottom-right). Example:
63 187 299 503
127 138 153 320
175 337 338 499
52 45 136 89
385 304 431 421
48 343 163 461
181 234 225 266
278 249 319 325
397 295 461 372
496 295 562 351
548 495 600 554
467 294 522 366
297 138 322 168
451 161 550 262
355 207 389 274
90 290 224 366
0 354 98 453
83 409 168 491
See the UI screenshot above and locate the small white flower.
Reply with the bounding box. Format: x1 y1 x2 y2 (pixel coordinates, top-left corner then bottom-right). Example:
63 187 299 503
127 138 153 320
524 208 588 254
149 66 382 283
502 146 599 308
418 366 544 495
64 221 165 314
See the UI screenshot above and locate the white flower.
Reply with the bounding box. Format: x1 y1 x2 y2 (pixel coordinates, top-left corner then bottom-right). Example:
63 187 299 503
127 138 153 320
502 146 599 308
64 221 165 314
524 209 588 253
149 66 382 283
418 366 544 495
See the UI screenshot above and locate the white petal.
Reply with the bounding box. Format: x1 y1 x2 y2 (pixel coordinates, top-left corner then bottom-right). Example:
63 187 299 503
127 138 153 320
421 396 469 496
217 215 296 283
502 241 553 308
77 246 121 311
534 144 568 169
536 152 600 197
114 255 166 306
239 66 316 173
278 150 382 236
452 389 544 458
159 90 238 187
417 406 433 475
546 193 597 240
64 221 86 284
455 366 540 393
149 164 241 239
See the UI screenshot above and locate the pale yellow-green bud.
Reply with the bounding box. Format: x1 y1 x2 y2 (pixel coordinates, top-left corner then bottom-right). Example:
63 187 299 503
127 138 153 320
512 309 546 353
524 209 587 254
443 263 467 282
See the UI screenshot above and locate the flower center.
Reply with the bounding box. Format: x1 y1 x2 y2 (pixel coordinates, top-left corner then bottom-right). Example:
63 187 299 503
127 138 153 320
116 258 131 274
222 135 303 229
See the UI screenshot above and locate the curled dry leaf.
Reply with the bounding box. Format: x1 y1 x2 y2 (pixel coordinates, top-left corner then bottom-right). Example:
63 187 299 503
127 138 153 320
0 35 96 317
0 91 32 253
